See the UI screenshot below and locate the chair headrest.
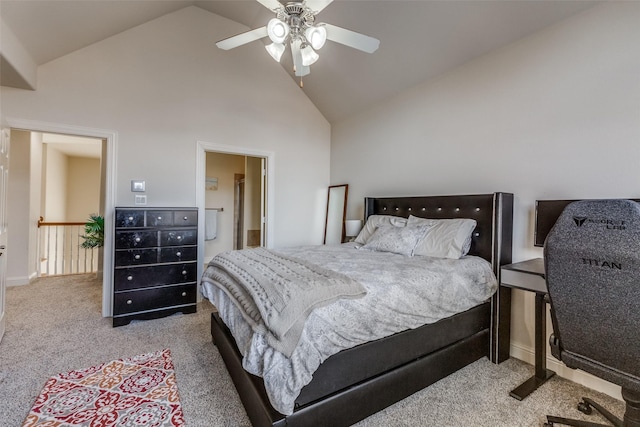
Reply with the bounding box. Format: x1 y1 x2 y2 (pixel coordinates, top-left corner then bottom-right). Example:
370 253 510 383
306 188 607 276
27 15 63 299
546 199 640 251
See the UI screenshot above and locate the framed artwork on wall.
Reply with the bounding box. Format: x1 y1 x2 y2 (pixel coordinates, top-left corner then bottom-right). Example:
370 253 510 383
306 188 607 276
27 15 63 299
206 177 218 191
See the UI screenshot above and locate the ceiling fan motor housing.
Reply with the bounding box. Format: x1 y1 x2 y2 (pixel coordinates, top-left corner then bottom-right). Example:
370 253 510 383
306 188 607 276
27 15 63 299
279 2 316 45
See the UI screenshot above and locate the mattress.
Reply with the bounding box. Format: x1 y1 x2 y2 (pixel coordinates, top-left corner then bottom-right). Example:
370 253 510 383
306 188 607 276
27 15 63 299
200 242 498 415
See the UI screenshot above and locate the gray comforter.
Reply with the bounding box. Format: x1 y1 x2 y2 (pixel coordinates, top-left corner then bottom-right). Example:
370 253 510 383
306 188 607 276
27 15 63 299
204 247 366 357
200 243 498 415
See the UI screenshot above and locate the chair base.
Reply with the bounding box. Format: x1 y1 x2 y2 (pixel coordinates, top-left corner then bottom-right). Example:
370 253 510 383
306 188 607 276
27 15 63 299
545 389 640 427
545 397 622 427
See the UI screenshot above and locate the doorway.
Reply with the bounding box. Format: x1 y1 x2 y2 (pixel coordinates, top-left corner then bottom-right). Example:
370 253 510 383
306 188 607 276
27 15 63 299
202 152 265 262
195 140 274 282
4 118 116 317
37 132 104 277
6 130 104 280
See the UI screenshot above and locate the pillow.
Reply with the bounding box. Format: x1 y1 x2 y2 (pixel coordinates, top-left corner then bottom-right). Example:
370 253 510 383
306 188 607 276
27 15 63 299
361 224 432 256
354 215 408 245
407 215 477 259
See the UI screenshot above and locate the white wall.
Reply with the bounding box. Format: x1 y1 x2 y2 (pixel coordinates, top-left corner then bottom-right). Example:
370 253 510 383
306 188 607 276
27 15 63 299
1 6 330 251
0 14 37 89
331 2 640 398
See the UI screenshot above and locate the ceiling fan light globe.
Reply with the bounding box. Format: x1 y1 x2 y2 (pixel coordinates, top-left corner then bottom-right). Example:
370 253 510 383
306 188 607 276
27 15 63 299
305 26 327 50
267 18 289 43
265 42 285 62
301 45 319 66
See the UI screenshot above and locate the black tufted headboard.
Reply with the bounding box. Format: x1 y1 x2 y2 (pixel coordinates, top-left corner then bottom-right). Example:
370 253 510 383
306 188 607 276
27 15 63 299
364 192 514 275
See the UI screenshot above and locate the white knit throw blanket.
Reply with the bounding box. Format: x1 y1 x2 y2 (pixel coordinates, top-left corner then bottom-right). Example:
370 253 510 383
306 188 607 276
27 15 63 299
204 248 367 356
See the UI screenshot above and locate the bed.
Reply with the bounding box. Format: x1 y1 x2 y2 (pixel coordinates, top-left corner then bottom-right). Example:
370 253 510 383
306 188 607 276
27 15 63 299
201 192 513 427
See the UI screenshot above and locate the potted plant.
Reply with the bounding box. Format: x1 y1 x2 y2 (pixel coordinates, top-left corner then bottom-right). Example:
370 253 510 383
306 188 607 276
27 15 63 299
80 214 104 249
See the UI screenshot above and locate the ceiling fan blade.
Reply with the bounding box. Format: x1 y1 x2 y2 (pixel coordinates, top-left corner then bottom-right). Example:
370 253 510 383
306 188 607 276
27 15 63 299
304 0 333 13
321 23 380 54
216 26 268 50
256 0 284 12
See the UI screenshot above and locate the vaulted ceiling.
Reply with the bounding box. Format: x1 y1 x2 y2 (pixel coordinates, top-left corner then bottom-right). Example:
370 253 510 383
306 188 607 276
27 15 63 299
1 0 600 124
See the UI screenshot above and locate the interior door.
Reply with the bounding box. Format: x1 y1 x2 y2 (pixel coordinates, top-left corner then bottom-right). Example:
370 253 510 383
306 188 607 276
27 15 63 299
0 128 10 342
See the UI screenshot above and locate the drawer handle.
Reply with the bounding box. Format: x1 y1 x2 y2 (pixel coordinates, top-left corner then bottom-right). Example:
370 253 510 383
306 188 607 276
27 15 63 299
181 292 187 297
183 216 188 221
128 216 133 221
126 299 133 305
157 216 162 220
176 235 182 240
127 275 133 281
182 270 187 275
135 237 141 243
176 251 181 257
134 254 141 260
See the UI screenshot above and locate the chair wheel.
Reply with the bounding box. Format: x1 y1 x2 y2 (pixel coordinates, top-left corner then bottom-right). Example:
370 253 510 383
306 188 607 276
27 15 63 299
577 400 593 415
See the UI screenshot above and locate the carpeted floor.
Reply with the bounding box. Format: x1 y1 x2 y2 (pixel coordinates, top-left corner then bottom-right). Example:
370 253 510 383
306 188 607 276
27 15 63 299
0 274 625 426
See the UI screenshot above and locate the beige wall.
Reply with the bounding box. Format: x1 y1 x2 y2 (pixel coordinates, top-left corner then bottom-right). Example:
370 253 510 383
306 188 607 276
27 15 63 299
331 2 640 398
42 144 67 222
204 152 244 261
6 130 31 284
66 156 100 222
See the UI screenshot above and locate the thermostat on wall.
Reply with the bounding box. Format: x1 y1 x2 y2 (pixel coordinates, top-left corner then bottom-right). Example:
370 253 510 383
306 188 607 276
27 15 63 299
131 180 146 192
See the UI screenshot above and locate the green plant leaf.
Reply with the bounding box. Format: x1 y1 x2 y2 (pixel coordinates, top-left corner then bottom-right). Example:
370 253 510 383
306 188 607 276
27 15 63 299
80 214 104 248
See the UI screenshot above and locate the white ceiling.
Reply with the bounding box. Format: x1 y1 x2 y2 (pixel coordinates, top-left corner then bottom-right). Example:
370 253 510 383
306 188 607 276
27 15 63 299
1 0 600 124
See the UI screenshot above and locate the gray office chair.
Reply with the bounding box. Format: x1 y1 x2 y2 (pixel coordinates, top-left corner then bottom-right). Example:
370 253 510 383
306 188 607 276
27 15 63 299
543 199 640 427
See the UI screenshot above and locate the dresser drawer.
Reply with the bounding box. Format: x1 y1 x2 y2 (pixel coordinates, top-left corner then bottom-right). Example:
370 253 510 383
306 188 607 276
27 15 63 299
114 284 196 315
115 248 158 266
115 231 158 249
173 210 198 227
114 263 197 291
159 229 197 246
146 210 174 227
115 210 145 228
159 246 197 263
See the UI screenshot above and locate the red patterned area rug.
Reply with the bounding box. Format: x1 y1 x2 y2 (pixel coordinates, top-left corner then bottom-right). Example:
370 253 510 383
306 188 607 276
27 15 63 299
23 348 185 427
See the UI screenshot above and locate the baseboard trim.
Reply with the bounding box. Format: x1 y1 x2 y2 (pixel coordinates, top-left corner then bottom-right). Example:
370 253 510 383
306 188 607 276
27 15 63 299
510 343 622 401
7 276 32 286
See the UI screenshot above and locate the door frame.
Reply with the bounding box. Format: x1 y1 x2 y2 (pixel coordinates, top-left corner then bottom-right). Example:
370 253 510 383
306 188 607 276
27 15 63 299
5 118 117 317
196 140 274 282
0 128 10 342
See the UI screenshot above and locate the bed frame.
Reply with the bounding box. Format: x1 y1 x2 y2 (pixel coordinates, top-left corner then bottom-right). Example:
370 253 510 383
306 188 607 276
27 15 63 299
210 192 514 426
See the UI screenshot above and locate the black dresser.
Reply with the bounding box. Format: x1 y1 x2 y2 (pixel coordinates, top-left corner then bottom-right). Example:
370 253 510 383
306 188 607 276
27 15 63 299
113 207 198 327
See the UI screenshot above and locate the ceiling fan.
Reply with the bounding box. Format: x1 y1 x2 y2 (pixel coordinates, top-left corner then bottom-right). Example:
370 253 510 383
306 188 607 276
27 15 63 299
216 0 380 78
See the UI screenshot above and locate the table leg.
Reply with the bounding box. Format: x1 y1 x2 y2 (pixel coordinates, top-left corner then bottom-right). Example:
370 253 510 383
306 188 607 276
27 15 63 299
509 292 556 400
